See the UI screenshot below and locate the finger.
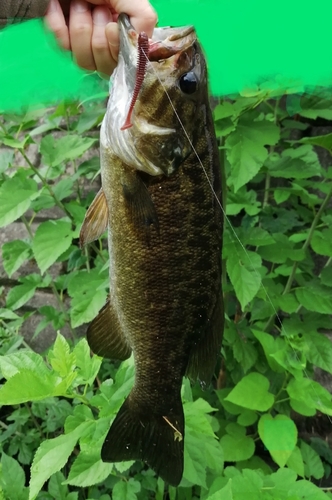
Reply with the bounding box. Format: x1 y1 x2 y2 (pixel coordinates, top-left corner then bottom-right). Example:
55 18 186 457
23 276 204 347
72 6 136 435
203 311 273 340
109 0 157 37
69 0 95 71
91 7 116 75
45 0 70 50
105 21 120 64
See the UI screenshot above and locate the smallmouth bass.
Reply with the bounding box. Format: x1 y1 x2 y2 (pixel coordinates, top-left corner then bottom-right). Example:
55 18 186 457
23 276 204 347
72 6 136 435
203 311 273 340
80 13 223 487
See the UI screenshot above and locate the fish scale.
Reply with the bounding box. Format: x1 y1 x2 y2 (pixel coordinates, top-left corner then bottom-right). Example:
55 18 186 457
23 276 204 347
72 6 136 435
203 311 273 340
80 13 223 486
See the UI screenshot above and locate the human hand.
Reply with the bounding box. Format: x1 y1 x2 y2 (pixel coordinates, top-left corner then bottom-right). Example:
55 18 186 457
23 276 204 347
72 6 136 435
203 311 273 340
45 0 157 75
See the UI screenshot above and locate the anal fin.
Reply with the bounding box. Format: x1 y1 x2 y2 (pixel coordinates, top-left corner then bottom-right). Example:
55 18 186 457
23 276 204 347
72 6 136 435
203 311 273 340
87 300 131 360
186 292 224 385
80 188 108 247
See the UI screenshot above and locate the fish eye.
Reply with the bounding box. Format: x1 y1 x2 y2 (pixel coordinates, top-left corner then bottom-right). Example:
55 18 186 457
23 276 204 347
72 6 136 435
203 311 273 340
179 71 198 94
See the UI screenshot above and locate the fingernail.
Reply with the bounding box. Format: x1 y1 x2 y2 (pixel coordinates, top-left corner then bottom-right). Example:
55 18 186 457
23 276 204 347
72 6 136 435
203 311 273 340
73 0 88 13
93 8 111 26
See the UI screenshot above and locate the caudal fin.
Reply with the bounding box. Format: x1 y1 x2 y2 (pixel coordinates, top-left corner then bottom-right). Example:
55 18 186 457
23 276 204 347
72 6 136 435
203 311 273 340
101 394 184 486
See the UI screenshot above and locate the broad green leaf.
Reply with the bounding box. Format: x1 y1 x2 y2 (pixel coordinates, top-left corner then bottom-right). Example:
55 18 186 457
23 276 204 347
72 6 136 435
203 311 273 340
286 446 305 477
32 220 73 274
288 479 329 500
297 92 332 120
311 228 332 257
296 284 332 314
29 422 92 500
1 453 28 500
226 115 279 191
226 251 262 310
0 350 50 379
258 414 297 467
226 188 260 217
0 149 14 173
207 480 233 500
53 178 75 201
290 398 316 417
48 333 76 378
48 472 68 500
225 373 274 411
112 479 141 500
269 468 298 498
266 145 321 179
73 338 102 386
217 388 244 416
65 450 113 487
0 369 69 404
70 289 108 328
321 267 332 287
287 377 332 415
237 410 257 427
2 240 32 277
300 441 325 480
40 134 96 167
252 329 286 372
231 469 263 499
220 424 255 462
0 176 38 227
183 431 208 487
6 281 37 310
302 331 332 374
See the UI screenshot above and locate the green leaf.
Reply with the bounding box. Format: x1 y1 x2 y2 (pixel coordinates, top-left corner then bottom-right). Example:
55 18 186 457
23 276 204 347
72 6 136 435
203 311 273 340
2 240 32 277
296 283 332 314
237 410 257 427
258 414 297 467
0 350 50 379
29 423 91 500
32 220 73 274
321 267 332 287
290 398 316 417
252 329 286 372
183 432 208 487
300 441 325 480
207 480 233 500
266 145 321 179
0 149 14 173
225 373 274 411
48 333 76 378
302 331 332 374
226 115 279 192
1 453 28 500
298 91 332 120
286 446 305 477
40 134 96 167
65 450 113 487
287 377 332 416
311 228 332 257
73 338 102 386
220 424 255 462
226 251 262 310
70 289 108 328
0 176 38 227
6 280 37 310
112 479 141 500
288 479 329 500
48 472 68 500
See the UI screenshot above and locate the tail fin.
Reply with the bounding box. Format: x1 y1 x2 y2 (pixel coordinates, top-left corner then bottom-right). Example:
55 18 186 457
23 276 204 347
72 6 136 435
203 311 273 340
101 394 184 486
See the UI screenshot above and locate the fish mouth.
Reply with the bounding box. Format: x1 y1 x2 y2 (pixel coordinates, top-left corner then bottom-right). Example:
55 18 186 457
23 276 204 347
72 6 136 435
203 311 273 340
118 13 195 68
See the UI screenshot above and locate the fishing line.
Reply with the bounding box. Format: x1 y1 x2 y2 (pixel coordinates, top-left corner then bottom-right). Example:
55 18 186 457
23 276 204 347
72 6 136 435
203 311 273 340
139 46 331 422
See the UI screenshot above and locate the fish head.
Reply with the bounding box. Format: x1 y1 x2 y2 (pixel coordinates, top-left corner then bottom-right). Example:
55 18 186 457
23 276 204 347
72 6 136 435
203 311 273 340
103 14 208 177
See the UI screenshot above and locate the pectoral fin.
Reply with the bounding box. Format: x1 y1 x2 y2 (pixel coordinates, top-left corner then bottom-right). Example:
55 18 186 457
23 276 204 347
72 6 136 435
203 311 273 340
87 300 131 360
80 188 108 247
122 172 159 235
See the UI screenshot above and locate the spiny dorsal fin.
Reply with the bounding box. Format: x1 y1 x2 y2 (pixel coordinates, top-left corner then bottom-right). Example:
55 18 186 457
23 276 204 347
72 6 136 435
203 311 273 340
80 188 108 247
87 300 131 360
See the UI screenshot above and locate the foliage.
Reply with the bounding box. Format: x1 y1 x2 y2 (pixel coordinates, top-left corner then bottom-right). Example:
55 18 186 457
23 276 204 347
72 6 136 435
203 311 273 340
0 89 332 500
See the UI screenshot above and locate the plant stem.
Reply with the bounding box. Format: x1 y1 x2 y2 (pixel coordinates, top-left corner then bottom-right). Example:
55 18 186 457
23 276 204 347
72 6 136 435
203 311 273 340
264 181 332 332
19 150 73 220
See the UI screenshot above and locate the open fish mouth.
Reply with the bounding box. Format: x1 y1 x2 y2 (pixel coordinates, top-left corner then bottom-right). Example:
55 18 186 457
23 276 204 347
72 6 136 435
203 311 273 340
118 13 195 69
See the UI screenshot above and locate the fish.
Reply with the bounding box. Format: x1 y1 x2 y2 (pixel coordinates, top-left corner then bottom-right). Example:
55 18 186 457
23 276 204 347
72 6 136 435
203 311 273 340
80 13 224 487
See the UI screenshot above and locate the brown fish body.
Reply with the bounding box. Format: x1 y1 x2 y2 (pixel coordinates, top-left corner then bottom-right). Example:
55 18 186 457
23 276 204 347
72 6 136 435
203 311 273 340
80 14 223 486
